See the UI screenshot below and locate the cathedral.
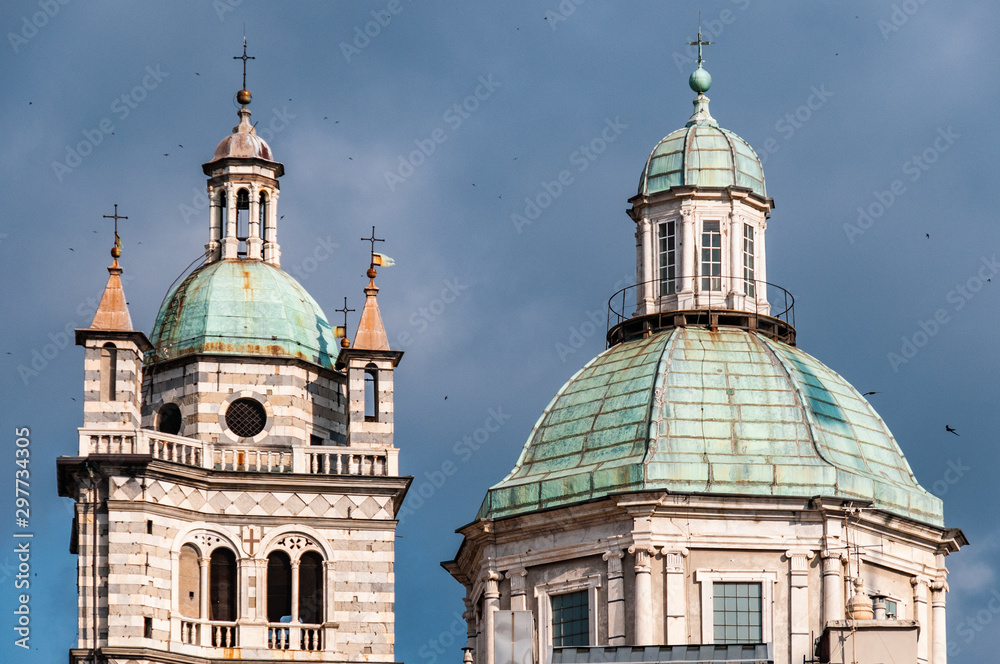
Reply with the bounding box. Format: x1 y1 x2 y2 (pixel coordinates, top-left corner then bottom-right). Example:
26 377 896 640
58 42 964 664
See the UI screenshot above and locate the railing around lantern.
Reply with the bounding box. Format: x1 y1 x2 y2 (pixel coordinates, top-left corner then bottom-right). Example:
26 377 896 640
606 274 796 347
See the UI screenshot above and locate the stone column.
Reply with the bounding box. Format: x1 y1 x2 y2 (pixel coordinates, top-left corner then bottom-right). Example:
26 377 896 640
820 550 844 625
484 570 501 664
463 594 477 664
787 550 815 664
247 184 263 258
507 568 528 612
603 550 626 645
222 184 239 259
931 580 948 664
680 210 695 301
664 549 688 645
198 556 210 645
263 191 281 266
728 212 741 302
641 219 654 313
912 576 930 664
629 545 655 645
290 559 301 623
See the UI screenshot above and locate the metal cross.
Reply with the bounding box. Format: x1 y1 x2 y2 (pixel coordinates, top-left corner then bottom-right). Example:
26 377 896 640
688 15 713 66
102 203 128 236
233 35 255 90
335 297 355 331
361 225 385 265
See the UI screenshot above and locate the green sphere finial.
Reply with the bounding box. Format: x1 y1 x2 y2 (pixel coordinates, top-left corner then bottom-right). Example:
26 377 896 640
689 66 712 94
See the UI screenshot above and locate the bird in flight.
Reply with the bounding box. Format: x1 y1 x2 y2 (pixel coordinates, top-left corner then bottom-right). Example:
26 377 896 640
862 391 878 396
945 425 959 436
925 233 930 238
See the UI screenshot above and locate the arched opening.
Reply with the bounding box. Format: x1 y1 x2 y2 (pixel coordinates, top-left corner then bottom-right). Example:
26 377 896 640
267 551 292 623
157 403 182 435
364 364 378 422
100 343 117 401
236 188 250 256
178 544 200 618
298 552 324 624
218 190 227 238
209 548 237 622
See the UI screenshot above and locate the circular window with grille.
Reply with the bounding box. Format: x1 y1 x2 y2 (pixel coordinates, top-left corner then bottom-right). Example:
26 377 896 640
225 398 267 438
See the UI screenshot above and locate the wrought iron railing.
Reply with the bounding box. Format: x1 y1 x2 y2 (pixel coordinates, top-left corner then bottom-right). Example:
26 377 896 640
606 275 795 347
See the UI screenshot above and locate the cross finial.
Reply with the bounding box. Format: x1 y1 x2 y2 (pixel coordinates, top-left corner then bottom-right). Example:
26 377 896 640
335 297 356 331
361 225 385 268
688 14 713 67
234 34 255 91
102 204 128 259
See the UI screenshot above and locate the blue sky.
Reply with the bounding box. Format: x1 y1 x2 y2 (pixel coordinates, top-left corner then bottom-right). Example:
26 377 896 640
2 1 999 661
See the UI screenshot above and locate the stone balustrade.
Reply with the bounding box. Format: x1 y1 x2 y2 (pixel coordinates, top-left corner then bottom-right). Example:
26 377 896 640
78 428 398 476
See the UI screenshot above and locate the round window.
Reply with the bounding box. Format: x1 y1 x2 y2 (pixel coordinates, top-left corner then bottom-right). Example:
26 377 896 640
157 403 182 435
225 398 267 438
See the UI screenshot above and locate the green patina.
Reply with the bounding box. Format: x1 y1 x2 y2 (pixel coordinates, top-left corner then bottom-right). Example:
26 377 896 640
477 327 943 526
638 112 766 198
149 259 338 369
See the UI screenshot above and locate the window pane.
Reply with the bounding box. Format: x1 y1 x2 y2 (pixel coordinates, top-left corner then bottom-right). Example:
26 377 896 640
713 582 763 645
551 590 589 647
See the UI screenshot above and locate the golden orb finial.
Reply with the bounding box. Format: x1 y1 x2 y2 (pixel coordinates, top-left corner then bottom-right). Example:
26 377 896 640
237 89 252 105
341 337 351 348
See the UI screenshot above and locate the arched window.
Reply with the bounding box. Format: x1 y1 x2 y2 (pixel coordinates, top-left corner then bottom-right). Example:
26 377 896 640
298 552 324 624
157 403 182 435
364 364 378 422
218 191 227 236
100 343 117 401
236 188 250 255
178 544 200 618
267 551 292 623
209 549 237 622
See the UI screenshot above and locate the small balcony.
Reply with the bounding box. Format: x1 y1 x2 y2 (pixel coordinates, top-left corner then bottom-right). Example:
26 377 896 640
78 428 399 476
172 617 332 659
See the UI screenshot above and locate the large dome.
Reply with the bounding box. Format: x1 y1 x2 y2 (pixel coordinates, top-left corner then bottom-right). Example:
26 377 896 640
638 123 766 198
478 327 943 526
150 259 338 369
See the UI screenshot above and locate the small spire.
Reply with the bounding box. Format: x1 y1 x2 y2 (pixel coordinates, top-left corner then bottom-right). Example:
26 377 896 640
233 34 255 106
685 18 717 127
353 230 391 351
91 204 135 330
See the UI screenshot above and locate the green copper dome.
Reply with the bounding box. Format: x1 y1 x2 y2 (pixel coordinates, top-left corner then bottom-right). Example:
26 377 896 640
639 122 766 198
150 260 338 369
477 327 943 526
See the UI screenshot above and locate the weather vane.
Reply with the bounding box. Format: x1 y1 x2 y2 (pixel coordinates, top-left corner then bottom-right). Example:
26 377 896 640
361 226 385 268
335 297 355 331
234 33 255 91
688 14 713 67
334 297 356 347
102 204 128 259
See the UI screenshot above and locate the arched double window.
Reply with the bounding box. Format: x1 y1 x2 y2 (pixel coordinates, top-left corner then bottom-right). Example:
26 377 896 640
176 543 238 623
267 550 324 624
